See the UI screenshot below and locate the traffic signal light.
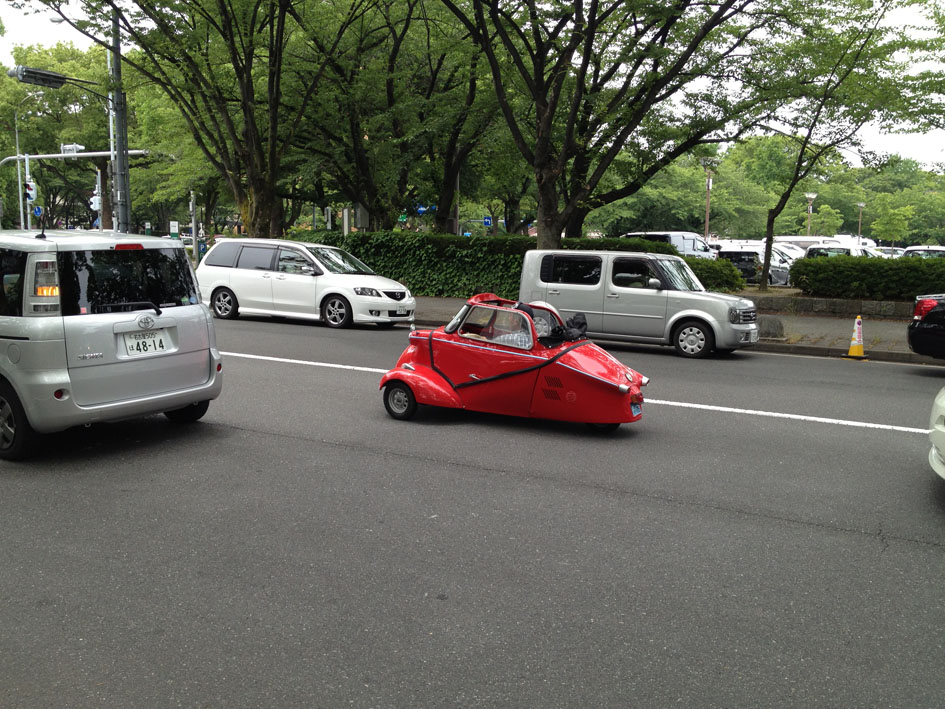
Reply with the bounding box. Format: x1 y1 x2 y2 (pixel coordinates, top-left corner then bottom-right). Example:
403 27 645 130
89 195 101 212
24 181 36 202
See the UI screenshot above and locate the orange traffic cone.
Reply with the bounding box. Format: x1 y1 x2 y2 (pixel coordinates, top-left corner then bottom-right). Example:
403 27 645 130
843 315 868 360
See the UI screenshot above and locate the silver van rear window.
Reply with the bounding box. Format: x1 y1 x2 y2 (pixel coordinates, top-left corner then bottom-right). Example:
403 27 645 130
57 248 198 316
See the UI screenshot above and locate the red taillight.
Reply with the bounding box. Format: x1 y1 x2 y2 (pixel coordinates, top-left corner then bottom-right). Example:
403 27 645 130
914 298 939 320
114 243 144 250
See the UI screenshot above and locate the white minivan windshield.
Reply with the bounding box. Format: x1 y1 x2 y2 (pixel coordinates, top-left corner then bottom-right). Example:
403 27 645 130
305 246 375 275
660 259 705 292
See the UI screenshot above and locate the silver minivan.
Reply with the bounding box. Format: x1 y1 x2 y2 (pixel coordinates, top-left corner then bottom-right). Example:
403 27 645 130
0 229 223 459
519 250 758 357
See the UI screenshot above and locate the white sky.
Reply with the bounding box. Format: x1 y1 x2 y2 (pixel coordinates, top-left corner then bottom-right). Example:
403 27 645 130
2 1 944 168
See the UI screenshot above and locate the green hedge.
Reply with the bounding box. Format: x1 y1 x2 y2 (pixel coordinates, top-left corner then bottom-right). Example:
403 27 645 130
285 228 745 298
790 256 945 300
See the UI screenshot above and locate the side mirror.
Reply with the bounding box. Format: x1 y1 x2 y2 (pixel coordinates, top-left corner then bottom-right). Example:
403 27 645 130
301 264 316 276
647 277 662 290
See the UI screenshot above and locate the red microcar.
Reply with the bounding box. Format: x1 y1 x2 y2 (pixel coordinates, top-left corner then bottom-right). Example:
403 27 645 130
379 294 649 432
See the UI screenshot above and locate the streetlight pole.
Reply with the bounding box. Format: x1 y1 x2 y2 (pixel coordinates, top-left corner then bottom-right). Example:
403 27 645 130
857 202 865 237
49 11 132 232
703 168 713 242
699 157 717 243
13 104 26 229
804 192 818 236
111 11 131 232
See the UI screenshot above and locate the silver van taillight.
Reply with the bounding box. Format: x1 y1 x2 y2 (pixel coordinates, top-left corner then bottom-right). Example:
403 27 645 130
29 259 60 314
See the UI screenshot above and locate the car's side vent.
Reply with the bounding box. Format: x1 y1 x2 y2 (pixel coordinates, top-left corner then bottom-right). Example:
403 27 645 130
542 374 564 400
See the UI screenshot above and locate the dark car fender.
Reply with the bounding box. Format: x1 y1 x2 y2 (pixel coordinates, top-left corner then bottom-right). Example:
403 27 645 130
379 367 463 409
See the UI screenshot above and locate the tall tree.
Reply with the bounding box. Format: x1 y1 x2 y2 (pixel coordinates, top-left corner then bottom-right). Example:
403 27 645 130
293 0 497 231
439 0 937 249
27 0 376 237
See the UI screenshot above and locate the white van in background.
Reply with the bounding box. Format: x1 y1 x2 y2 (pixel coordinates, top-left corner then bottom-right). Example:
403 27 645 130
620 231 717 260
774 235 843 251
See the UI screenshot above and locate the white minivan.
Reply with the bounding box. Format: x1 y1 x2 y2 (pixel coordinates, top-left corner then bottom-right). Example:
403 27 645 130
620 231 717 260
0 229 223 460
196 238 415 328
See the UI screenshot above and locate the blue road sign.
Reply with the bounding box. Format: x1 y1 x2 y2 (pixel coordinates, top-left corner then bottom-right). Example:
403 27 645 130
484 216 492 227
32 205 43 217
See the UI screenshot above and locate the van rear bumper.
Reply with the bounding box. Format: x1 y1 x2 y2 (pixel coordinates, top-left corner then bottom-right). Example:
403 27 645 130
20 348 223 433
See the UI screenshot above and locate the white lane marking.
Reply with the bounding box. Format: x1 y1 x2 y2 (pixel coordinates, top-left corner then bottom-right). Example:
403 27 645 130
222 351 930 435
222 351 387 374
646 399 929 435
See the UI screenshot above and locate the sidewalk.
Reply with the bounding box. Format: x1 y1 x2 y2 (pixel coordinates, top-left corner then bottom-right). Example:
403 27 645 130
412 296 942 366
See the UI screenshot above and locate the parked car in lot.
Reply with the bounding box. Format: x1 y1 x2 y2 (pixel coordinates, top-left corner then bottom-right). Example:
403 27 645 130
196 238 415 328
0 229 223 460
804 243 885 258
875 246 904 258
518 250 758 357
716 243 791 285
620 231 717 259
380 293 649 431
902 245 945 259
928 386 945 481
907 294 945 360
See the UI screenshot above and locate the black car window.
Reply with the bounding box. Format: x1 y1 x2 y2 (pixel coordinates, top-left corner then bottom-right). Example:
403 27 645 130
204 241 241 267
236 246 275 270
278 248 313 274
612 258 654 288
58 247 199 316
540 255 601 285
0 249 27 317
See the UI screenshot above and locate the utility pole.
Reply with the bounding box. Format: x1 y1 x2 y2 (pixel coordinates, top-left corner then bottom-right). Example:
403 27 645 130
112 11 131 232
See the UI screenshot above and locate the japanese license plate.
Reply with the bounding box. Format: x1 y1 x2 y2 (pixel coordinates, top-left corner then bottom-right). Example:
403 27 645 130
124 329 168 356
396 305 407 315
750 330 759 343
631 403 642 417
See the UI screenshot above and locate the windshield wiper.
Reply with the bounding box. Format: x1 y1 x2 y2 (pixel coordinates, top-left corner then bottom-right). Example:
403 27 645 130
97 301 163 316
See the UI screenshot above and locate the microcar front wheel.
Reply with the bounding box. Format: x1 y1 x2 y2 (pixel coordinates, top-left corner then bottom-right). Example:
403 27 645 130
384 381 417 420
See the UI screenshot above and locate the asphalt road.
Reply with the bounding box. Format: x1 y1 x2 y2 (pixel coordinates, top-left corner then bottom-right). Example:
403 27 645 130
1 317 943 707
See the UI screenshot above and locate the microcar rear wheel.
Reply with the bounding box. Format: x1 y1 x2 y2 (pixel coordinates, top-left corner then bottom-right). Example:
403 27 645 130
673 319 714 358
586 422 620 433
384 381 417 420
323 295 352 328
0 382 37 460
212 288 239 320
164 400 210 423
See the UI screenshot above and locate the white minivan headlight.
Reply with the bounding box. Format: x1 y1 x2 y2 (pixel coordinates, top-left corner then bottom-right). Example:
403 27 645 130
354 287 382 297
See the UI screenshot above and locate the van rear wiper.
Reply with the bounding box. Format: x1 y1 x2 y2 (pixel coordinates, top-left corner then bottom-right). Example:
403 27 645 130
96 301 163 316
